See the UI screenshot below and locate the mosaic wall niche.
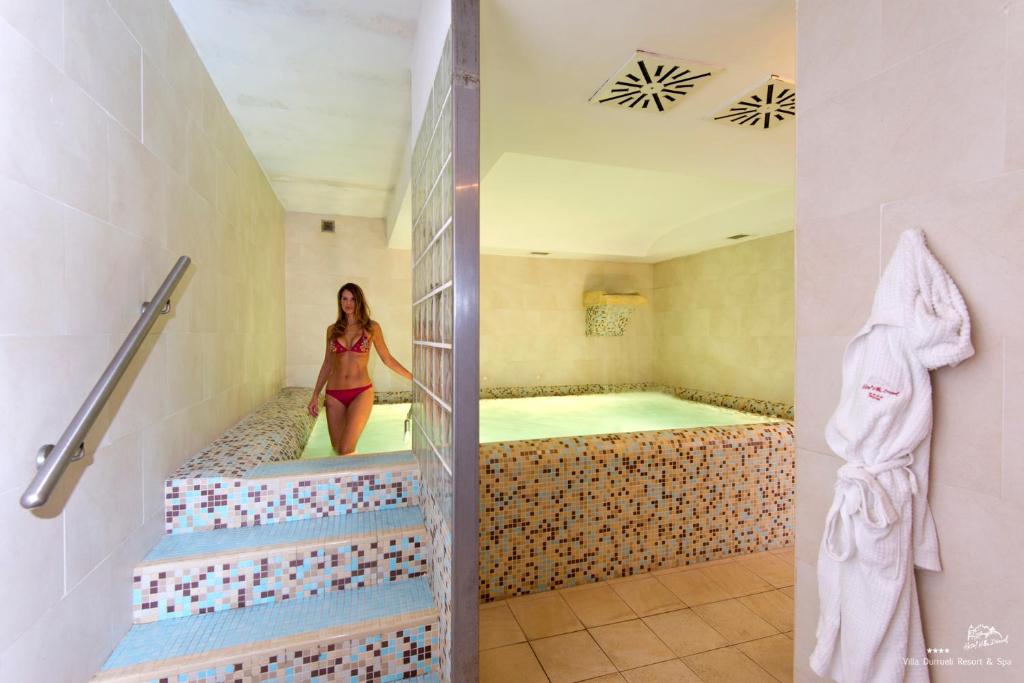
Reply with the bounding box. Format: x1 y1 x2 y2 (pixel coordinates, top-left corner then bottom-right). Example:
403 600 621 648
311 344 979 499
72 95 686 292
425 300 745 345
478 421 795 601
583 291 648 337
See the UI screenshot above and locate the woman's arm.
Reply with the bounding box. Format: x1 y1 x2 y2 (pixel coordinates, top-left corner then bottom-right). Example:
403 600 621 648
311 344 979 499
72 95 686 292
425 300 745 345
371 323 413 381
308 326 333 416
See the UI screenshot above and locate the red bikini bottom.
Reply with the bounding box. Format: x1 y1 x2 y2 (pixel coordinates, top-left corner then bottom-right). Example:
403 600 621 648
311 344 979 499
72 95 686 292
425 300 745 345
325 384 373 407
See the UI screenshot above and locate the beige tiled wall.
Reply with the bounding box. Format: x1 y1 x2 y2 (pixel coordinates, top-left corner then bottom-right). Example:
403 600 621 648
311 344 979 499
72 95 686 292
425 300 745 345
284 212 413 393
653 233 794 405
0 2 284 680
480 255 655 388
285 246 656 392
795 2 1023 680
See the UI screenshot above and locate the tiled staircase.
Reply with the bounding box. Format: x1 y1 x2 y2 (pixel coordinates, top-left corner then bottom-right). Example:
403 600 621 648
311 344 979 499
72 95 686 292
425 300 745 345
94 452 439 682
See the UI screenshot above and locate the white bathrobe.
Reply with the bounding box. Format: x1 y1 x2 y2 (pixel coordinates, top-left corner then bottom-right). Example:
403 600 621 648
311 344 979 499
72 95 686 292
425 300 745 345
810 229 974 683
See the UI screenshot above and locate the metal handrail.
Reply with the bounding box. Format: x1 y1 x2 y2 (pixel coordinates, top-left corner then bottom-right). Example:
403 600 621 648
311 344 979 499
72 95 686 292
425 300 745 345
20 256 192 509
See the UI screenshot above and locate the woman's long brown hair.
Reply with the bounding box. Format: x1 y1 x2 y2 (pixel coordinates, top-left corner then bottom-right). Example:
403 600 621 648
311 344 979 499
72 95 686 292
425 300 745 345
332 283 374 341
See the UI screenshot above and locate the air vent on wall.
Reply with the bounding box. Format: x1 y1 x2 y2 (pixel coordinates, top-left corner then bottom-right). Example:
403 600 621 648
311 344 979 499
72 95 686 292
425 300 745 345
321 219 335 232
589 50 722 113
726 234 751 240
530 251 550 256
712 76 795 130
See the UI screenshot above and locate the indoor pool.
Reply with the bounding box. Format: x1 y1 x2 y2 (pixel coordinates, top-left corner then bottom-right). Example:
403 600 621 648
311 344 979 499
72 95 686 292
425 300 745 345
302 391 779 457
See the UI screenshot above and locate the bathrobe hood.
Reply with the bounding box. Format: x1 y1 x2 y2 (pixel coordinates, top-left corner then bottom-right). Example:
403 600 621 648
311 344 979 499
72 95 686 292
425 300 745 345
812 228 973 683
865 229 973 370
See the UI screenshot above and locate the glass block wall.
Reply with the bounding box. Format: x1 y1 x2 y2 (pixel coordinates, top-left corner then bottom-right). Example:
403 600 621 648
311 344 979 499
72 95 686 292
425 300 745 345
410 27 462 682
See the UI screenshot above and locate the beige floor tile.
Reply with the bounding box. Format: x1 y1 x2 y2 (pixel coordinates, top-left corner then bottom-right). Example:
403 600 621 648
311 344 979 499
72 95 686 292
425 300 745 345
531 631 618 683
480 602 527 650
692 599 778 645
560 584 637 627
588 620 675 671
621 658 702 683
508 592 584 640
770 547 795 565
653 556 733 575
609 577 685 617
480 643 550 683
738 590 794 632
700 562 773 597
656 568 732 606
738 553 796 588
736 634 794 682
642 608 729 657
683 647 776 683
779 586 795 599
581 674 626 682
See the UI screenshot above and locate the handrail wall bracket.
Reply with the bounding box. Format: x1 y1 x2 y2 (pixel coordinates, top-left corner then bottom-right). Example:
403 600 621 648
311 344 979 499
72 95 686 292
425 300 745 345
20 256 191 509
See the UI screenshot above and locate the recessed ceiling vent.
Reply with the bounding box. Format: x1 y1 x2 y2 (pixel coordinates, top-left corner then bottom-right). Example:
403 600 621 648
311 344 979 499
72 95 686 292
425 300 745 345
726 233 751 240
713 76 795 129
321 219 335 232
589 50 722 112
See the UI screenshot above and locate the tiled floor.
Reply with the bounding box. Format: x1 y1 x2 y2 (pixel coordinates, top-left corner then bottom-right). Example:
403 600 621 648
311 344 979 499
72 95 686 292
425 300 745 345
479 548 795 683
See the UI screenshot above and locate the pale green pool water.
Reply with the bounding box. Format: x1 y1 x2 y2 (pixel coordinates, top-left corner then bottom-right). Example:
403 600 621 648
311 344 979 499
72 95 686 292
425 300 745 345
301 392 779 458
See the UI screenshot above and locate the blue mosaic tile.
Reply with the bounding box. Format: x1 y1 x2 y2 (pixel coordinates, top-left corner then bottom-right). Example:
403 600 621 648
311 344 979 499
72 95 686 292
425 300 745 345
104 578 435 670
146 506 425 562
247 451 416 477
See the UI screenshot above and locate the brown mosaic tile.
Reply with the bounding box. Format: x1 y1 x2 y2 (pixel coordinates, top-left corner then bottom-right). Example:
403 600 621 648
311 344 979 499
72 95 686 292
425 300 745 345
479 422 795 602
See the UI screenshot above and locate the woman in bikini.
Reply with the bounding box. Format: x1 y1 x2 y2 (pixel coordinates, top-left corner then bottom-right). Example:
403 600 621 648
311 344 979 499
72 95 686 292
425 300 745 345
307 283 412 455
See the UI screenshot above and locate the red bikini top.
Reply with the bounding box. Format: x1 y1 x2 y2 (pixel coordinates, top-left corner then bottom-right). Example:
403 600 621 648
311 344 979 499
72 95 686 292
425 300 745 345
332 331 370 354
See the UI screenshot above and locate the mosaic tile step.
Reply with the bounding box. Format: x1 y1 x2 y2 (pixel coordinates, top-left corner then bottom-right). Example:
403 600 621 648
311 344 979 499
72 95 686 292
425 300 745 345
165 453 421 535
135 507 429 624
95 578 437 683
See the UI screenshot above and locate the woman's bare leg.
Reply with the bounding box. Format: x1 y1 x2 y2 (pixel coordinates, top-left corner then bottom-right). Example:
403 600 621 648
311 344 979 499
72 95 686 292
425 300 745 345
324 394 348 453
337 388 375 455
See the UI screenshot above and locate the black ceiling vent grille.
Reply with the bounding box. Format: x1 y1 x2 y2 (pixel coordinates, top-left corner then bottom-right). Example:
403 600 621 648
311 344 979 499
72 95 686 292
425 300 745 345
713 77 796 130
589 50 722 113
321 219 335 232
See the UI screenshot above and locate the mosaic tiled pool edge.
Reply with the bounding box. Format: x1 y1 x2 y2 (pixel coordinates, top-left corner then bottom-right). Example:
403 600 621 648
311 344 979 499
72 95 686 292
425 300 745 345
164 466 421 534
478 421 795 602
477 383 793 420
134 526 429 623
168 385 791 484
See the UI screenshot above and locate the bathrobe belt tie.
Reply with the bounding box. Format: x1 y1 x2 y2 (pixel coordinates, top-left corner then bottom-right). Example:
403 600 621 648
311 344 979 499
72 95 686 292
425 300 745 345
823 454 918 562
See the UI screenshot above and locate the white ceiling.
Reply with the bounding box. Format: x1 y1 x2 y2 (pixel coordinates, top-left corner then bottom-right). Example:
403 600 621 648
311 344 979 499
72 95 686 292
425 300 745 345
472 0 796 262
170 0 421 218
173 0 795 262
